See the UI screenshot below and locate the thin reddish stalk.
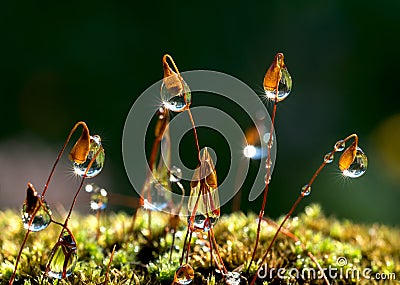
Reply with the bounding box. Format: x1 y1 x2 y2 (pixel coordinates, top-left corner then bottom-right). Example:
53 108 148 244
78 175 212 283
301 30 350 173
248 90 279 270
211 231 227 274
263 217 331 285
187 109 201 164
250 133 359 283
42 121 88 198
9 121 88 285
137 116 165 236
44 149 101 278
249 151 337 285
180 192 200 265
104 244 116 285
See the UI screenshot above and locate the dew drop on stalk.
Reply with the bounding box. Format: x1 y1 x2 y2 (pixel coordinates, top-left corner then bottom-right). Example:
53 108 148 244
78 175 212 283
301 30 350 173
47 230 78 279
334 140 346 152
21 183 52 232
142 180 171 211
161 77 191 112
341 147 368 178
324 153 334 163
301 184 311 196
265 159 272 169
161 54 191 112
265 173 272 185
264 53 292 102
174 264 194 285
72 135 105 178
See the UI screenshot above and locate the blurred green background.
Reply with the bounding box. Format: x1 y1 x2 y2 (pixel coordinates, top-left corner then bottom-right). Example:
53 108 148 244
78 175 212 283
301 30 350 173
1 1 399 225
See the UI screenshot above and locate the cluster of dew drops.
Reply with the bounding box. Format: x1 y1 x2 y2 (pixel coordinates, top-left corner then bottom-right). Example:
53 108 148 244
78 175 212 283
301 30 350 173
20 134 106 279
302 140 368 197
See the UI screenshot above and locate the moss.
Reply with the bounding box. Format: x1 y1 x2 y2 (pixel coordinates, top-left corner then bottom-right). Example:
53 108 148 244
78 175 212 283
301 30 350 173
1 205 399 284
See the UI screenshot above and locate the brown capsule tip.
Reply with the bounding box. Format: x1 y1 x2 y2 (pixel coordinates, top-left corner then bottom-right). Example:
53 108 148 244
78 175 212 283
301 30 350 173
162 54 183 96
25 183 39 215
263 52 286 91
338 142 357 171
69 125 90 164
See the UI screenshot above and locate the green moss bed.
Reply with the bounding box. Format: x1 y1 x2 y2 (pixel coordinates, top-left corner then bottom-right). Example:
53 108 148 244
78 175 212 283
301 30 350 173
1 204 399 285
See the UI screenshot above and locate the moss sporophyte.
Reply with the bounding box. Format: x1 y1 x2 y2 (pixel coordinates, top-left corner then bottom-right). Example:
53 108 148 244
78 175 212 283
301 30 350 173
3 53 386 285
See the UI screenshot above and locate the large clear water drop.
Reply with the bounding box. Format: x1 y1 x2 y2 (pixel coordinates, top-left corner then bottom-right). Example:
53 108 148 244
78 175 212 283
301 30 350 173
142 179 171 211
21 184 52 232
47 230 78 279
174 264 194 284
161 78 191 112
342 147 368 178
264 68 292 102
73 135 105 178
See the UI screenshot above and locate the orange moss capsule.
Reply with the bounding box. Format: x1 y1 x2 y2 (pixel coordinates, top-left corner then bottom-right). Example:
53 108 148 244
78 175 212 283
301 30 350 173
69 123 90 164
161 54 191 112
339 141 357 171
263 52 292 102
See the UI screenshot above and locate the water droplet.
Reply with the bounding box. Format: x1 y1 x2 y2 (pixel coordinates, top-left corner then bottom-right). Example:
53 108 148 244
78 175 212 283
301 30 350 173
47 230 77 279
142 181 171 211
170 166 182 182
188 211 220 232
324 153 334 163
174 264 194 285
265 173 272 185
334 140 346 151
141 124 172 212
85 184 108 211
72 135 105 178
21 183 52 232
264 53 292 102
225 272 241 285
301 184 311 196
161 79 191 112
342 147 368 178
188 148 220 231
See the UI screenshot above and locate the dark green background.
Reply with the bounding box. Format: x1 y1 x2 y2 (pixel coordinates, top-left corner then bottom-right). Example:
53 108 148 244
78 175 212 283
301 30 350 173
1 1 399 224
